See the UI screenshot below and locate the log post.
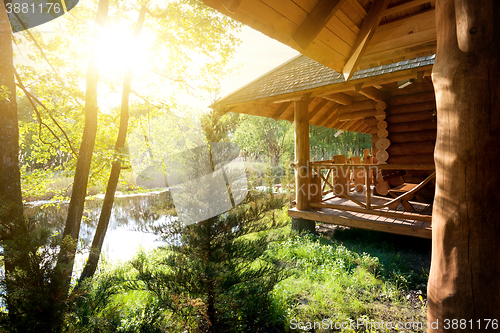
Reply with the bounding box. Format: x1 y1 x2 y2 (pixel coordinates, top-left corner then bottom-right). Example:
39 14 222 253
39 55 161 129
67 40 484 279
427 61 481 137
292 98 315 233
294 98 310 211
428 0 500 329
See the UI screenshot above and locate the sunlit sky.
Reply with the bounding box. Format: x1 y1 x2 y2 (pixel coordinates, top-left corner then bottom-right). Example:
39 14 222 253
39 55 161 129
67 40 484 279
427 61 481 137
15 14 299 112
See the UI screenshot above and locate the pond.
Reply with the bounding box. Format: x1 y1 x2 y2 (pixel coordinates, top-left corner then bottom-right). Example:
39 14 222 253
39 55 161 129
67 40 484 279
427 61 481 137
24 190 176 264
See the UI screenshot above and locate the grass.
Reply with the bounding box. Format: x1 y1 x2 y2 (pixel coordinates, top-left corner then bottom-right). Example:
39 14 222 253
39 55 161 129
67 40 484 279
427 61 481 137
266 223 430 332
73 220 430 332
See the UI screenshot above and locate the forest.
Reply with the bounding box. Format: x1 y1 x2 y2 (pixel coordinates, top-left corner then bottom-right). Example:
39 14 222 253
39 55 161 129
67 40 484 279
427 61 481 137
0 0 431 332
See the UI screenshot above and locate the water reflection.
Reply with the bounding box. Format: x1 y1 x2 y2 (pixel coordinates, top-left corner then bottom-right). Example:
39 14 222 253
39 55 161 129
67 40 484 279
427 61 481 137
24 191 176 262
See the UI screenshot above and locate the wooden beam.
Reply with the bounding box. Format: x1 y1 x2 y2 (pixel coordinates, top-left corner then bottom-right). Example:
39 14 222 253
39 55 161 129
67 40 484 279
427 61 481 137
291 0 347 50
219 0 242 13
342 0 391 81
338 100 378 113
272 102 293 120
308 99 330 120
339 119 358 131
321 92 354 105
350 121 366 132
317 105 338 127
358 86 389 101
339 109 378 121
384 0 432 16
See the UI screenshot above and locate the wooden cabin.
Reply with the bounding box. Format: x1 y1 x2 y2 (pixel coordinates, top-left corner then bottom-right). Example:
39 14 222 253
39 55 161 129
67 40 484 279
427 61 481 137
213 54 435 238
202 0 440 239
201 0 500 322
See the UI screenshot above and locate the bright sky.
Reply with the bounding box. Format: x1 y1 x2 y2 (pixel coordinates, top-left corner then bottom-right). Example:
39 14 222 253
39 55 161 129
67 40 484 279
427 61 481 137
219 26 299 100
15 16 299 111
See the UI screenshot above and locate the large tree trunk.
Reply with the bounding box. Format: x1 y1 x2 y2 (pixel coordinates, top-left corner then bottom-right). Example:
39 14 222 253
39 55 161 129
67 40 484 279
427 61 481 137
79 6 147 282
55 0 109 297
0 2 22 211
0 0 25 323
428 0 500 330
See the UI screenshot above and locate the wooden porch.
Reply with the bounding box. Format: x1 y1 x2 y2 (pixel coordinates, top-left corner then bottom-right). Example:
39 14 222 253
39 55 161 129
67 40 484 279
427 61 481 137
290 160 434 239
289 192 432 239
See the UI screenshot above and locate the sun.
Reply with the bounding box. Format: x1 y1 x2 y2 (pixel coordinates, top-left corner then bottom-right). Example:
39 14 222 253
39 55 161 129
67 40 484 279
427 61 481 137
95 25 154 75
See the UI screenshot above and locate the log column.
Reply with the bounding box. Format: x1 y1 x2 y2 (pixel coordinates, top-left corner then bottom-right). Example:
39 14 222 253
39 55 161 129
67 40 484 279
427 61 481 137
292 98 315 233
428 0 500 329
294 98 310 211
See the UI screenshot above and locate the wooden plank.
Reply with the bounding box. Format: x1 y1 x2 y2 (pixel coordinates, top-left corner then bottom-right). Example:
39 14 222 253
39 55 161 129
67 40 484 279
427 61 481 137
220 0 242 13
387 141 435 156
359 86 389 101
339 119 358 131
387 101 436 115
384 0 434 17
387 120 437 133
339 109 378 121
386 110 435 124
389 129 437 143
359 40 436 68
292 0 347 50
389 91 435 106
308 99 331 120
317 106 339 127
272 101 293 120
338 100 377 113
389 82 434 96
310 201 432 222
372 9 435 44
366 27 437 56
322 92 354 105
350 120 366 132
342 0 391 80
288 208 432 238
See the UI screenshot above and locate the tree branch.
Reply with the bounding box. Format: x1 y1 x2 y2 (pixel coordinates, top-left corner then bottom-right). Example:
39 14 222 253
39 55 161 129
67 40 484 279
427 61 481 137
14 68 79 157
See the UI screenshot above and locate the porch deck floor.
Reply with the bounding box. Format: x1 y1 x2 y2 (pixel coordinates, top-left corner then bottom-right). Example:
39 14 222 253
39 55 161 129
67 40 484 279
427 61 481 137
288 193 432 239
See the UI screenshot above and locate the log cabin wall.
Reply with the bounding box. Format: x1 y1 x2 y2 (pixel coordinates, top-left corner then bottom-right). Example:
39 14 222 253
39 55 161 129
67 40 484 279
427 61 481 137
377 83 437 198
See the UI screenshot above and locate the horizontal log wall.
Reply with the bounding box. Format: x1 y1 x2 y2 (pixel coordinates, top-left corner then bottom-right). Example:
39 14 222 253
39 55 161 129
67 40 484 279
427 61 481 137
385 87 437 197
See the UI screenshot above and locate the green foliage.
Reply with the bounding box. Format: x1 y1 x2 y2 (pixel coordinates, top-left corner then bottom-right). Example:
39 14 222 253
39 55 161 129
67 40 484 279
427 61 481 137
0 85 11 101
233 115 293 166
266 232 428 332
62 193 290 332
14 0 242 200
309 126 372 160
130 192 290 332
232 115 372 167
0 218 74 333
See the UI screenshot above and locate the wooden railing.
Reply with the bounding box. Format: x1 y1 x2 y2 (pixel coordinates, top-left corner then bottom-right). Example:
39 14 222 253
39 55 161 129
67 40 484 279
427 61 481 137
305 162 436 222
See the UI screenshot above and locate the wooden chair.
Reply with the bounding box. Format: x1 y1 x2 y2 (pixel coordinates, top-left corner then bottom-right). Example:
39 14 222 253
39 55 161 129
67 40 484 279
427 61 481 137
376 170 435 212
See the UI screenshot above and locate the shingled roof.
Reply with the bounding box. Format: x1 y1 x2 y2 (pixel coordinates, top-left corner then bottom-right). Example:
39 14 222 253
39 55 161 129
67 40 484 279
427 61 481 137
216 54 435 107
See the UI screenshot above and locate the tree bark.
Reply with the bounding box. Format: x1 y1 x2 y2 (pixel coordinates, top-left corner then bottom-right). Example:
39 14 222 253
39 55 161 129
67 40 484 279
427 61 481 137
79 5 147 282
55 0 109 296
428 0 500 330
0 0 25 323
0 2 22 211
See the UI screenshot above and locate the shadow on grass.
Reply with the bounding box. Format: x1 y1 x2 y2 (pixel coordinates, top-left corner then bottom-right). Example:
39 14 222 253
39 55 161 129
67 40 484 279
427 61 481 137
317 223 431 291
